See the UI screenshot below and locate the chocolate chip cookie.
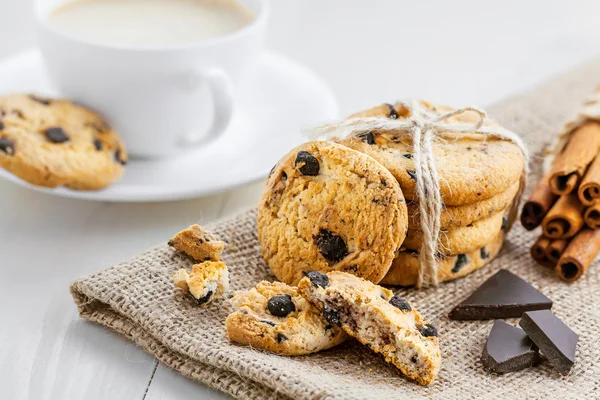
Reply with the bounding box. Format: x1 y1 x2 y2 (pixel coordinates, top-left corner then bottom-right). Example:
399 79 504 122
226 281 347 356
258 141 408 285
337 102 525 206
381 231 505 286
297 271 441 385
173 261 229 307
168 224 225 261
403 211 506 255
0 94 127 190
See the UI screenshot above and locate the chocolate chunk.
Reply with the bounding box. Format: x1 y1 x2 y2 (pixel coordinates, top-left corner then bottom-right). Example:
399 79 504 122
305 271 329 288
281 171 287 181
0 138 15 155
407 170 417 181
403 153 412 159
358 132 375 144
411 355 418 363
294 150 319 176
313 229 348 262
449 270 552 320
44 127 69 143
452 254 468 273
0 121 4 131
260 320 277 327
277 333 288 343
323 304 341 326
380 179 387 187
389 295 412 311
519 310 578 375
195 290 213 306
501 216 508 230
115 149 127 165
267 294 296 317
418 324 438 337
386 103 398 119
480 246 490 260
29 94 52 105
481 320 541 374
93 139 103 151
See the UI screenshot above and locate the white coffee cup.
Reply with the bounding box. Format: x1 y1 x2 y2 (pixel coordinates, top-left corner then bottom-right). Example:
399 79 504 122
34 0 268 158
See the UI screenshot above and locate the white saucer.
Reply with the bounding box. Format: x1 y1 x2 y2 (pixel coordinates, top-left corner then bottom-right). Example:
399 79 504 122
0 49 338 202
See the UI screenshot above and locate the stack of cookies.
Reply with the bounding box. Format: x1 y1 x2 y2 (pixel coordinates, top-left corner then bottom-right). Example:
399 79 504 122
258 101 526 287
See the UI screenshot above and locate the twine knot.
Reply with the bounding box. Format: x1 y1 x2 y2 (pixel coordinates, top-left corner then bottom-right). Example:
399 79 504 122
306 100 528 287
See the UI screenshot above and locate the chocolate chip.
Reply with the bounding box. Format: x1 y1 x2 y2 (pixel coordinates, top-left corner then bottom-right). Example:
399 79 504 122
381 179 388 187
323 305 341 326
386 103 398 119
305 271 329 288
418 324 438 337
281 171 287 181
0 138 15 155
452 254 468 273
195 290 213 306
358 132 375 144
389 296 412 311
411 355 419 363
294 151 319 176
403 153 412 159
29 94 52 105
93 139 103 151
115 149 127 165
480 246 490 260
277 333 288 343
167 240 174 247
0 121 4 131
267 294 296 317
44 127 69 143
260 320 277 327
407 170 417 181
501 216 508 230
313 229 348 262
325 324 333 331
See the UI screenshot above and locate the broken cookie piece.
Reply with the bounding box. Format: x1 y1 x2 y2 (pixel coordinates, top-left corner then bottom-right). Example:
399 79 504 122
168 224 225 261
225 281 347 356
297 271 441 385
173 261 229 307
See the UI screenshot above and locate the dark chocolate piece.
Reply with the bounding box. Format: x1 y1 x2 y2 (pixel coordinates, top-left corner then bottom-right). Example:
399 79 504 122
407 170 417 181
305 271 329 288
449 270 552 320
294 151 319 176
195 290 213 306
389 295 412 311
481 320 541 374
385 103 398 119
93 138 103 151
0 137 15 155
452 254 468 273
519 310 578 375
358 132 375 144
277 333 288 343
267 294 296 317
418 324 438 337
115 149 127 165
44 127 70 143
313 229 348 262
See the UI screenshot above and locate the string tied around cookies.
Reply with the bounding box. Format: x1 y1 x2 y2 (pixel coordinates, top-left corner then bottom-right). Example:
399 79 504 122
305 100 529 287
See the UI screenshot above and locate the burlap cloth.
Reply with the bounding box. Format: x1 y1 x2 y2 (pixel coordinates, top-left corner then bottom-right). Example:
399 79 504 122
71 60 600 400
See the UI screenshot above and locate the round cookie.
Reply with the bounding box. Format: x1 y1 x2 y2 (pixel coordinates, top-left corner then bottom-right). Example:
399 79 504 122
0 94 127 190
403 211 506 255
337 102 525 205
225 281 347 356
381 231 505 286
407 181 519 230
258 140 407 285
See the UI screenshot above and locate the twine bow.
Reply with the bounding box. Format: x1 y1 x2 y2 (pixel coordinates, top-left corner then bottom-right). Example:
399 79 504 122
306 100 529 287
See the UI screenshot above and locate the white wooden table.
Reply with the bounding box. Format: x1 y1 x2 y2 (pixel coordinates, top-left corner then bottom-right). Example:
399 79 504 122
1 1 599 399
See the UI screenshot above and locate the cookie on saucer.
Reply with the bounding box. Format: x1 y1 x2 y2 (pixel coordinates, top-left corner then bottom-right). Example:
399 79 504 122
0 94 126 190
258 140 408 285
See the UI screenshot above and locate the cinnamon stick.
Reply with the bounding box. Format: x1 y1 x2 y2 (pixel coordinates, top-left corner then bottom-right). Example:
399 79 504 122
556 228 600 282
521 174 558 230
548 122 600 195
545 239 569 265
530 236 555 268
578 154 600 205
583 200 600 229
542 193 585 239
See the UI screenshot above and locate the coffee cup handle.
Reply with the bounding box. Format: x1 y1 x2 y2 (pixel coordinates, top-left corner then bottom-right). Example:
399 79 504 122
179 67 234 147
